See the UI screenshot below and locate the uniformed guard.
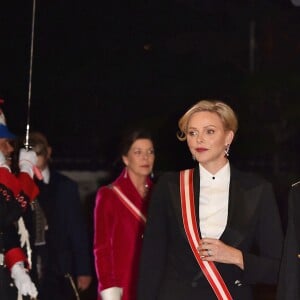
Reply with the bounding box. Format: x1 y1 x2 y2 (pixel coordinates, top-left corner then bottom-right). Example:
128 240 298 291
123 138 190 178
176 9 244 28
0 100 39 299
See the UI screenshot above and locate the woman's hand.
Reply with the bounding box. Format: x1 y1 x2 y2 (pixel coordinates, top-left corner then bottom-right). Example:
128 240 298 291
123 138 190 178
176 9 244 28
197 238 244 270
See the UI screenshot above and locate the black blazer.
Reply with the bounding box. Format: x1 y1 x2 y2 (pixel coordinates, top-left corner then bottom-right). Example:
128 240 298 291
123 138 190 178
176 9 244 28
137 166 283 300
277 182 300 300
24 169 92 277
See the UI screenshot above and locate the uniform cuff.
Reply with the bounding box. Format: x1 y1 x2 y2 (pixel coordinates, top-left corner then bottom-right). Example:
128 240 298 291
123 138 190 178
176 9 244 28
4 247 28 270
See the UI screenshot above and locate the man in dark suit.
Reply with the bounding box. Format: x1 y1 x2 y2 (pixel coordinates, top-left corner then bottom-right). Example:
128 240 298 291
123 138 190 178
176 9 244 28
277 181 300 300
22 131 93 300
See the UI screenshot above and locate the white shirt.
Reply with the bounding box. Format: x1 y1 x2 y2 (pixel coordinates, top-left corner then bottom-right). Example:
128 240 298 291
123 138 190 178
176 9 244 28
198 162 230 239
41 167 50 184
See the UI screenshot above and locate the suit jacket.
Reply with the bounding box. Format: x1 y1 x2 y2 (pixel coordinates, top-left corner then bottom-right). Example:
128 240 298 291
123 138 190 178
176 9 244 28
277 182 300 300
137 166 283 300
24 168 92 278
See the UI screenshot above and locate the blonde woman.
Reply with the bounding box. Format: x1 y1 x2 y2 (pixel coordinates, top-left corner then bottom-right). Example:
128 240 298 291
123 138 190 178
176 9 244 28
138 100 283 300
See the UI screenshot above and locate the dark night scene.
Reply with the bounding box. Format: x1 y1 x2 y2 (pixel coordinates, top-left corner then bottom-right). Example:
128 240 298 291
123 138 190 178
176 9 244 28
0 0 300 299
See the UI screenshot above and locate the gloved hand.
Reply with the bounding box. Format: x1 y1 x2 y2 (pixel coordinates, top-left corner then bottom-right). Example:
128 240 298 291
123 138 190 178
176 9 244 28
18 148 37 178
0 150 11 172
11 262 38 298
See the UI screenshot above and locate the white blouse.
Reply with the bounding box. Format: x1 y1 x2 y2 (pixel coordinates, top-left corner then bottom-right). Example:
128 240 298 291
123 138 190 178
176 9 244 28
198 162 230 239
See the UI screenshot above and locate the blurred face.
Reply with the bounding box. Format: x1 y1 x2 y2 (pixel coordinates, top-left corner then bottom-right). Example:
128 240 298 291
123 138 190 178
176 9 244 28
122 138 155 177
186 111 234 173
35 146 52 171
0 138 14 166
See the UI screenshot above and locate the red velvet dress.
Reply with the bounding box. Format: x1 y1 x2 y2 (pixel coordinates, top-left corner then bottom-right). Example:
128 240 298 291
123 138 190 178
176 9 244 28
94 169 152 300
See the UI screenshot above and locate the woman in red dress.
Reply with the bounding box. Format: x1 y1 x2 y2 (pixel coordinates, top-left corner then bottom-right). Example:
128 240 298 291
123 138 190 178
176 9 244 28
94 128 155 300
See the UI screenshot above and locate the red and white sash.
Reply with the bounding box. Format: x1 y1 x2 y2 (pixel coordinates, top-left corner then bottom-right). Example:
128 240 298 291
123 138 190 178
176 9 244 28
111 185 146 224
180 169 233 300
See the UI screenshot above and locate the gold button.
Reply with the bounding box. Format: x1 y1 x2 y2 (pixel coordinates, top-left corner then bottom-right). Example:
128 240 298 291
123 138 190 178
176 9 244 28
298 254 300 259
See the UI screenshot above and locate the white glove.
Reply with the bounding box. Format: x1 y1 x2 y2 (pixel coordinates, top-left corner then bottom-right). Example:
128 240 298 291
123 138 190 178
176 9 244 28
19 149 37 178
11 262 38 298
100 287 123 300
0 150 11 172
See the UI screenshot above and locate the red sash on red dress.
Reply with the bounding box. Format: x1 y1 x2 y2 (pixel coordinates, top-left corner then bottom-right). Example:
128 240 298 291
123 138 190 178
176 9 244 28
180 169 233 300
111 185 146 224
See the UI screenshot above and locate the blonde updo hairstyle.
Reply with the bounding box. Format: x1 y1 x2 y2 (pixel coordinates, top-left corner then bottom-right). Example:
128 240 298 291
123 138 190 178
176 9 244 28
177 100 238 141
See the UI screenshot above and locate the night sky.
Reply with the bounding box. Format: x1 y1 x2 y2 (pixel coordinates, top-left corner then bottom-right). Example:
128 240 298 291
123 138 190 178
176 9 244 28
0 0 299 172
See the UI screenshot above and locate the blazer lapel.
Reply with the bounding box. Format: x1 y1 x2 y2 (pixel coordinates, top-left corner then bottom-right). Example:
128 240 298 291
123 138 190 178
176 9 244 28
221 168 262 247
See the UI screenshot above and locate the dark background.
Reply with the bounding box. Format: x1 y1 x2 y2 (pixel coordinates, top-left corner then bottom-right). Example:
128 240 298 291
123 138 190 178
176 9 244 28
2 1 300 204
0 0 299 173
1 1 300 299
1 0 300 217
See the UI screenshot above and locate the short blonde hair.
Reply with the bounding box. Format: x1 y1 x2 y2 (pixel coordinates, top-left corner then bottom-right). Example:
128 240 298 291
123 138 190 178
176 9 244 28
177 100 238 141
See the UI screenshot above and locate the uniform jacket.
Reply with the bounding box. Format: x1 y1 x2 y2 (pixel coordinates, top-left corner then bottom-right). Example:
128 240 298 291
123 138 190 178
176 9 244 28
277 182 300 300
23 168 92 278
94 169 153 300
0 168 39 300
137 166 283 300
0 168 38 268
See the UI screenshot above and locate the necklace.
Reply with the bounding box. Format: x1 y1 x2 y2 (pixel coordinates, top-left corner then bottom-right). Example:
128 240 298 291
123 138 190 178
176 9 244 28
138 183 149 198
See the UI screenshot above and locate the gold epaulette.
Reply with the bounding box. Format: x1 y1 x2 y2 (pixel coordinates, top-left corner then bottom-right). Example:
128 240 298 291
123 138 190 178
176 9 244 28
291 180 300 188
